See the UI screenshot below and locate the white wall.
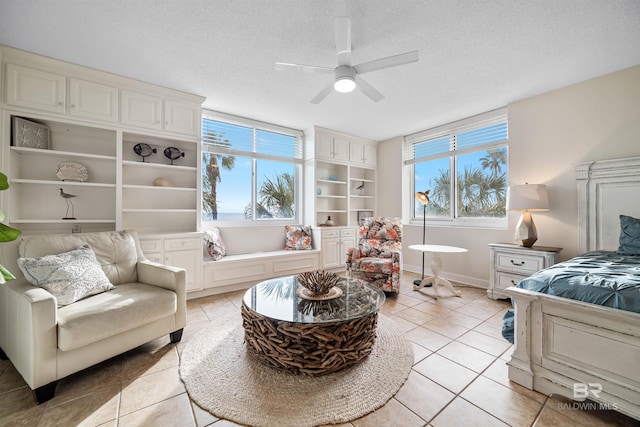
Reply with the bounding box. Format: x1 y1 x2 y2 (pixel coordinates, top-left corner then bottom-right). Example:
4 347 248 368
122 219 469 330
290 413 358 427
376 136 404 217
379 65 640 287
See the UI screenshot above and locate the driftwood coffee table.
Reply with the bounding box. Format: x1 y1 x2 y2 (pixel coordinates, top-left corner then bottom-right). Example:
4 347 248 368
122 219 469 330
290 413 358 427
241 275 385 376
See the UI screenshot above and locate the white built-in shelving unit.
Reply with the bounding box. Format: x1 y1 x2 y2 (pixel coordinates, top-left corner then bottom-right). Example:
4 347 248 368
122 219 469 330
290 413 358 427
0 45 205 235
304 126 378 270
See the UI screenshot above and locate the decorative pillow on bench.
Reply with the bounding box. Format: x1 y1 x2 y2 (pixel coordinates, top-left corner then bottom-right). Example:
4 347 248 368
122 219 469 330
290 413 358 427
204 227 226 260
285 225 313 250
17 244 114 307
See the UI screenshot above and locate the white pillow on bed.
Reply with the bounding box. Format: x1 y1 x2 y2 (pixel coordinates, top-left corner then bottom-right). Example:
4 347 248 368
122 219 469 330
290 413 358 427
17 244 114 307
618 214 640 256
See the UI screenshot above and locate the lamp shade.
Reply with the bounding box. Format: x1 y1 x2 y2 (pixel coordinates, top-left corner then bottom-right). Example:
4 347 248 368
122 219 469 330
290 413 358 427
415 190 430 205
506 184 549 212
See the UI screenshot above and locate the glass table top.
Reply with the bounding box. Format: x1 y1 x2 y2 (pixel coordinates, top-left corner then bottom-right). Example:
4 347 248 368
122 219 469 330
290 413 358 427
242 275 386 324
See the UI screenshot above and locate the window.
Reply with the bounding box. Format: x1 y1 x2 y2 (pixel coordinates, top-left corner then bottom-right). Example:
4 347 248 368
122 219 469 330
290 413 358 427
405 109 508 226
201 111 303 223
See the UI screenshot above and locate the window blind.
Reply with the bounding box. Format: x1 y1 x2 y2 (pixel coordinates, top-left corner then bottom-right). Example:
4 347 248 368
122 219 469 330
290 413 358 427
202 110 303 160
404 108 507 163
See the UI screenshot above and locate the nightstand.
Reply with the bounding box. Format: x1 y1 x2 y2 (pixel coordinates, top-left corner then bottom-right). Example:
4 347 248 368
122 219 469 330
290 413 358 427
487 243 562 300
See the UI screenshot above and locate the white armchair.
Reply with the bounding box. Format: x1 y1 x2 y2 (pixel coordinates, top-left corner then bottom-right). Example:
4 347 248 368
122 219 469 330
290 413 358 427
0 230 186 404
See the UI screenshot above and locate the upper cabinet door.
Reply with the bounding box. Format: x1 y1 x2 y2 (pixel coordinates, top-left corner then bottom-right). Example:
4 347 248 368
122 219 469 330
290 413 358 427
349 140 364 163
164 99 200 137
349 140 377 167
69 78 118 122
5 64 66 113
121 90 163 130
316 132 335 160
363 143 377 167
333 136 349 162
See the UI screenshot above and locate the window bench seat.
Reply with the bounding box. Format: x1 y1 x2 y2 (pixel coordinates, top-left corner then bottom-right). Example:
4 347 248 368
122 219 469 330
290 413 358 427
191 249 321 298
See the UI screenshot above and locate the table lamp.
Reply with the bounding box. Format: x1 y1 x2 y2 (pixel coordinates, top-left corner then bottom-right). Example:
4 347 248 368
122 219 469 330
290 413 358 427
506 183 549 247
414 190 430 286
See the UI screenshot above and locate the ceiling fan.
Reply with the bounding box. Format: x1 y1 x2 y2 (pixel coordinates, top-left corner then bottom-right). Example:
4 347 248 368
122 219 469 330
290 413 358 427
275 17 419 104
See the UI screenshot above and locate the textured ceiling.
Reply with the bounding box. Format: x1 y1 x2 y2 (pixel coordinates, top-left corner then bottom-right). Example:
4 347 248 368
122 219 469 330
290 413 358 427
1 1 639 141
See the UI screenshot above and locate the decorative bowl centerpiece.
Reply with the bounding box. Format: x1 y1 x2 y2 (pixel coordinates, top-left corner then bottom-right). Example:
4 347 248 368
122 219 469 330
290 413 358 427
296 270 343 300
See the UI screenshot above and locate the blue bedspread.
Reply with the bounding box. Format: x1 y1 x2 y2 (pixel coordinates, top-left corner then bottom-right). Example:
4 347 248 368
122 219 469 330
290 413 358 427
502 251 640 343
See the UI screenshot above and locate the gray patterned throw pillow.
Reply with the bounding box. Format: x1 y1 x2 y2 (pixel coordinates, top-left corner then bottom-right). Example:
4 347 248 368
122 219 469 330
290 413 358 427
17 244 115 307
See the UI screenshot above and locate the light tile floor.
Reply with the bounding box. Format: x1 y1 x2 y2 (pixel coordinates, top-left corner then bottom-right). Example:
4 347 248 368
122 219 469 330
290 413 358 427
0 271 636 426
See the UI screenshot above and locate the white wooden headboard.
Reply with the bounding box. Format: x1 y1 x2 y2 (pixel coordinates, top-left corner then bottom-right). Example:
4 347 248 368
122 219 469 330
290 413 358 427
576 156 640 253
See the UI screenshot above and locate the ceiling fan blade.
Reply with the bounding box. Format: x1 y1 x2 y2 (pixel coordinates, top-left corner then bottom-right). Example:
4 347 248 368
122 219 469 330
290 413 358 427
275 62 333 74
334 17 352 66
310 82 335 104
355 76 384 102
354 50 419 74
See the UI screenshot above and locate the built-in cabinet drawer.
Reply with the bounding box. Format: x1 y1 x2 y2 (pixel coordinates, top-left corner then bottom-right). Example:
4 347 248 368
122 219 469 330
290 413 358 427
164 237 201 252
139 238 163 254
487 243 562 300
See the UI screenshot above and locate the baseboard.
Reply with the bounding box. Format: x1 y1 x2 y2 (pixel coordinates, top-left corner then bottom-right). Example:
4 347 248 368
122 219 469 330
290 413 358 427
403 263 489 289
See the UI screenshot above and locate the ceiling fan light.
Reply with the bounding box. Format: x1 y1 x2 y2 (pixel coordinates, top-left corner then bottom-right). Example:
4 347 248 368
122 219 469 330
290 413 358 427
334 76 356 93
334 65 356 93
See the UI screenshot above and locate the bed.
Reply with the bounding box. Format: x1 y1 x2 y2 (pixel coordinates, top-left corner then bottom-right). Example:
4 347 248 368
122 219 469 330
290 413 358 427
503 156 640 421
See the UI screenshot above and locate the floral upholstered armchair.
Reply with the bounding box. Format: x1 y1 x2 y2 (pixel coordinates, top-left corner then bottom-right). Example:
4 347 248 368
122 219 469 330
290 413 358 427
346 216 402 293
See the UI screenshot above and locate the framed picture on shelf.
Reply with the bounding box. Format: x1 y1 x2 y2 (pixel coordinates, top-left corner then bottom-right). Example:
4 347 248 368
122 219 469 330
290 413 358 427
12 117 50 149
357 210 374 225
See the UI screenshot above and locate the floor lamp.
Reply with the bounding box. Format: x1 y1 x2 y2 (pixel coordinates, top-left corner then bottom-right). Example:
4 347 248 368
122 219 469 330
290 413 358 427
414 190 431 287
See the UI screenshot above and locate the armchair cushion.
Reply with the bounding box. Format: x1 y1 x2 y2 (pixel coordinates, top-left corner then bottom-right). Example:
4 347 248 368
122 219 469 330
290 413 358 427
351 257 395 275
17 244 114 307
57 282 176 351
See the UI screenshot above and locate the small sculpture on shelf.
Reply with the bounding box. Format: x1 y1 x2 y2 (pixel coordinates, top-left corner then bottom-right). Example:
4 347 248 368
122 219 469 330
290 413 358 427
58 188 77 220
163 147 185 165
356 181 365 195
153 177 173 187
133 143 157 162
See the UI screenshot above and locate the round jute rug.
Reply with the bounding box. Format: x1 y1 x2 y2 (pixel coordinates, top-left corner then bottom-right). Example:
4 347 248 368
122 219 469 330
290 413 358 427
179 313 414 427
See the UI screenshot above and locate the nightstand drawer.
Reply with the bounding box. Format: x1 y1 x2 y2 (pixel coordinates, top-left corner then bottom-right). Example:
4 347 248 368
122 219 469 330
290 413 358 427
495 252 543 274
488 243 562 300
497 272 526 290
